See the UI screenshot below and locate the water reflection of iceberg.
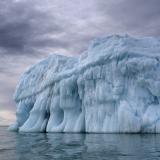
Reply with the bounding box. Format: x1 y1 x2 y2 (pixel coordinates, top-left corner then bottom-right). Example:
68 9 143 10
15 133 160 160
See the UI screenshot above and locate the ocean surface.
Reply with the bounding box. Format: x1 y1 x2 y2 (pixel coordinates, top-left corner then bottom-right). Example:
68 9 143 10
1 127 160 160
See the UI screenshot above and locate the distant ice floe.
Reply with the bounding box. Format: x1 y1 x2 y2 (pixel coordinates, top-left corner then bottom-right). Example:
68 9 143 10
9 35 160 133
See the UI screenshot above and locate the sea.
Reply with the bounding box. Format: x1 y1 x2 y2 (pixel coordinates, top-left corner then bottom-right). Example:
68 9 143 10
0 126 160 160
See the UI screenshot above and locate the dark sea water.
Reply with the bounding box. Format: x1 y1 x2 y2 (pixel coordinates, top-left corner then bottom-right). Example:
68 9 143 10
1 127 160 160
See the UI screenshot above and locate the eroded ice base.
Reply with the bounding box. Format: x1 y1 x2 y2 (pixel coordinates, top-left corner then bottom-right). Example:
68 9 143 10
9 35 160 133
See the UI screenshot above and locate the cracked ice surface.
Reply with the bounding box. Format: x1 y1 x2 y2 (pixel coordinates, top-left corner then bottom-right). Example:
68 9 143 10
9 35 160 133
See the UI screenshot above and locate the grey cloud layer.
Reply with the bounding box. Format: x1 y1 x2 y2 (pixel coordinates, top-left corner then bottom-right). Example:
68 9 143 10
97 0 160 36
0 0 98 55
0 0 160 55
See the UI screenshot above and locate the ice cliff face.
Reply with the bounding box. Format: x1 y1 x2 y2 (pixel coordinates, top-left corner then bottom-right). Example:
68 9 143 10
9 35 160 133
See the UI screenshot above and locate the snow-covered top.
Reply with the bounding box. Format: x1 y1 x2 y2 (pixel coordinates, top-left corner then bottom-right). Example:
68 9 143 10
88 35 160 58
81 35 160 64
14 35 160 101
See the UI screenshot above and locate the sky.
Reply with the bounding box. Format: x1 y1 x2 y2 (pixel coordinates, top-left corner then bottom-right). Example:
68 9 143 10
0 0 160 125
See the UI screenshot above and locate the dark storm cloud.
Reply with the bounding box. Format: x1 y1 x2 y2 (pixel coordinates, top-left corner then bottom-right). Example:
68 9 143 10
0 0 97 56
0 0 66 55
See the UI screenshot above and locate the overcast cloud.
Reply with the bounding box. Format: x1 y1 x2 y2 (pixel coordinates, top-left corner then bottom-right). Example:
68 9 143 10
0 0 160 124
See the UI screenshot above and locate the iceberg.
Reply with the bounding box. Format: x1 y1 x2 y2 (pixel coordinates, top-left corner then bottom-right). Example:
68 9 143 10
9 35 160 133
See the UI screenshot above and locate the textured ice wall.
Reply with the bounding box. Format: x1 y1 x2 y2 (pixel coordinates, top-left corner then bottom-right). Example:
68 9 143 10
9 35 160 133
